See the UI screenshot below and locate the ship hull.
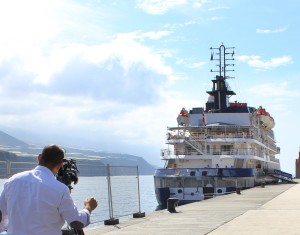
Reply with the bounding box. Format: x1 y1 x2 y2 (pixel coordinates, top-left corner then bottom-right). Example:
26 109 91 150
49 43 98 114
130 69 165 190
154 167 277 206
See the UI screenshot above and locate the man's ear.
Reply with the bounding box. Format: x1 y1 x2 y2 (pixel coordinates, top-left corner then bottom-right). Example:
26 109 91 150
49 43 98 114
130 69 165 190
38 154 42 162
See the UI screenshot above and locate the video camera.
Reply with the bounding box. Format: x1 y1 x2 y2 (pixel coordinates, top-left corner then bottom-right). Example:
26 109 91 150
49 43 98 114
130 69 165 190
56 159 80 190
57 159 84 235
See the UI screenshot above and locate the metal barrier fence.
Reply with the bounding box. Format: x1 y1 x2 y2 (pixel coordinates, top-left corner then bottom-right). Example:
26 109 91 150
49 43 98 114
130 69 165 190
0 161 146 226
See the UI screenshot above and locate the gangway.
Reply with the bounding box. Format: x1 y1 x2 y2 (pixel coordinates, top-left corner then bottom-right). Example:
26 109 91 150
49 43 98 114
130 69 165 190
269 169 296 183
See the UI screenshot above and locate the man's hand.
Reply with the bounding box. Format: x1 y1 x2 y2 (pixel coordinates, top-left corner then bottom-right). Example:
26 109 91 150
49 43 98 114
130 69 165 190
84 197 98 213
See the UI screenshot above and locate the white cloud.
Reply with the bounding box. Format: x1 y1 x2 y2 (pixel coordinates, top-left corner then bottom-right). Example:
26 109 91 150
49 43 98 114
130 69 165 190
237 55 293 70
0 31 178 99
0 29 182 152
209 16 224 21
0 0 61 45
141 30 173 40
187 62 206 68
136 0 187 15
0 1 186 165
249 82 297 98
256 27 287 34
208 6 230 11
136 0 208 14
175 54 207 69
0 0 111 86
247 81 300 115
192 0 208 8
121 30 173 41
0 0 110 62
164 20 201 29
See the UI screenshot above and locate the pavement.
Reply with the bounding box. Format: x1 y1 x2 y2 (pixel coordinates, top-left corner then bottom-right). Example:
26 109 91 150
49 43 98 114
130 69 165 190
85 182 299 235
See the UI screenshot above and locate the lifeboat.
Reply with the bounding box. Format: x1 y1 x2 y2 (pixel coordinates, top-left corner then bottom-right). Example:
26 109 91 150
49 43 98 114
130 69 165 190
177 108 189 126
230 102 247 107
256 106 275 129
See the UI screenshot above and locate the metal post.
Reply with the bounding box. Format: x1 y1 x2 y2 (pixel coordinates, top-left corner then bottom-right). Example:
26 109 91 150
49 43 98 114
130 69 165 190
6 160 11 178
106 164 113 219
104 164 119 225
137 166 141 213
133 165 145 218
236 178 241 194
215 177 217 197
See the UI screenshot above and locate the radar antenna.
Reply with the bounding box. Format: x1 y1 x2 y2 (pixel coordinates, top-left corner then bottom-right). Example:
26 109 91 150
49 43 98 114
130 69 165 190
206 43 236 112
210 43 235 79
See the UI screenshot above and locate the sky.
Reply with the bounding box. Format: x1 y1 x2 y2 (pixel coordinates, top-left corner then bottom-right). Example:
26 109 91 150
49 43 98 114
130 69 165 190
0 0 299 174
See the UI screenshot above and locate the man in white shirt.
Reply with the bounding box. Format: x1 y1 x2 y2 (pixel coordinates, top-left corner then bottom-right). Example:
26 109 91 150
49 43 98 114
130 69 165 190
0 144 98 235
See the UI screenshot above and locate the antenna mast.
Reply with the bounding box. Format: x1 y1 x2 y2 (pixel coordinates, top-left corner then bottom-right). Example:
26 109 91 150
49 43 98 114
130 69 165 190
206 43 236 112
210 43 235 79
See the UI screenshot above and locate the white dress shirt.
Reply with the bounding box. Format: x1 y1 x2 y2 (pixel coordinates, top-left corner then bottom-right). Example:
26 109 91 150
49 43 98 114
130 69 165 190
0 165 90 235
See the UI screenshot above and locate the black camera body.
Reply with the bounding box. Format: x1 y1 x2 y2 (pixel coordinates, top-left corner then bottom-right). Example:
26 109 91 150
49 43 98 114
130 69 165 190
56 159 79 190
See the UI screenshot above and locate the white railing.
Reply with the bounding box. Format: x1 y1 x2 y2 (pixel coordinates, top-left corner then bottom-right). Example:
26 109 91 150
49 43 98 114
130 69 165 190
167 127 278 153
184 139 204 154
161 148 266 159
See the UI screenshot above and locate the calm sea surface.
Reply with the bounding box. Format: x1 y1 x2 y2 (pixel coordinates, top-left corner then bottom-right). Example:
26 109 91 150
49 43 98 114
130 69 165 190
0 175 158 228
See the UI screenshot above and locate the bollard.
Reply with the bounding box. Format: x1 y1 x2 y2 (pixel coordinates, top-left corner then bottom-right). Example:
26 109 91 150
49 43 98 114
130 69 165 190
236 188 241 194
167 198 179 213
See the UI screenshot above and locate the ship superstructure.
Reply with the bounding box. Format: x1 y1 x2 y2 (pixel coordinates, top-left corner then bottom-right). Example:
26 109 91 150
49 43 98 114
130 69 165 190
154 44 288 206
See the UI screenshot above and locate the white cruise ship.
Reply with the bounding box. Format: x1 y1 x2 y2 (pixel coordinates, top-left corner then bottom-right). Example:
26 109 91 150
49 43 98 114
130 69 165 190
154 44 292 206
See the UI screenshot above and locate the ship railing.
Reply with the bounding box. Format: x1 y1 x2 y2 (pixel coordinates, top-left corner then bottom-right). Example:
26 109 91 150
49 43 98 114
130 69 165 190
161 149 204 158
265 143 278 153
168 131 267 144
167 127 279 152
0 161 146 227
231 149 264 157
161 149 174 159
269 156 280 163
265 128 275 141
161 148 265 158
184 139 204 154
187 132 249 140
167 129 255 140
169 126 277 146
167 134 186 140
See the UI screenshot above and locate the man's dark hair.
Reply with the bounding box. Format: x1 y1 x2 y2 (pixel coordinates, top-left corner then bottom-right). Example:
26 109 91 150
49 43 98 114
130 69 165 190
40 144 65 169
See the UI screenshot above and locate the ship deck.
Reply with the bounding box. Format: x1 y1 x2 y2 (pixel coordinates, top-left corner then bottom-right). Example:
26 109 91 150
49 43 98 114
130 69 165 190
85 181 299 235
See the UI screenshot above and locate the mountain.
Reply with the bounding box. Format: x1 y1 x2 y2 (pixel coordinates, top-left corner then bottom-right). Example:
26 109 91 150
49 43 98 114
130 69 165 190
0 130 29 147
0 130 155 176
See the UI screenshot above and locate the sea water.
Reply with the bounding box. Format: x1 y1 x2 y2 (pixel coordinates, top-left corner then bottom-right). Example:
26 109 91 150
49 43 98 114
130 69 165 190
0 175 158 229
71 175 158 227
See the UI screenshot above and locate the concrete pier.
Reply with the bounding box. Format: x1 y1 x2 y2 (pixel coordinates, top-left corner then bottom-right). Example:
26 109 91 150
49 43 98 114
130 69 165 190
85 182 298 235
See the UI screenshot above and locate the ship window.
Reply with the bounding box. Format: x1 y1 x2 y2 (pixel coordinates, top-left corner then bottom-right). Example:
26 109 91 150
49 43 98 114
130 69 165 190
185 145 193 154
206 145 210 153
221 145 233 152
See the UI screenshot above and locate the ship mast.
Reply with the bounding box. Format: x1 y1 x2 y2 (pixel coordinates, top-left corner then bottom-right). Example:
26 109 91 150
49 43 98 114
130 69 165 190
206 43 236 112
